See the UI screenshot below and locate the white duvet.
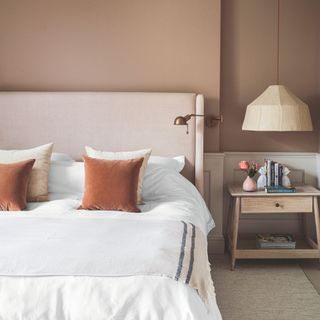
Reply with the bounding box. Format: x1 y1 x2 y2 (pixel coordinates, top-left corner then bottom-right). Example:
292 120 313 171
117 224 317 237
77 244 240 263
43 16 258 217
0 166 222 320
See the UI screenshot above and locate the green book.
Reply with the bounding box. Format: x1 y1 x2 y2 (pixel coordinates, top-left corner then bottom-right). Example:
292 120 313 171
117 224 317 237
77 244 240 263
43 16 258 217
265 186 296 193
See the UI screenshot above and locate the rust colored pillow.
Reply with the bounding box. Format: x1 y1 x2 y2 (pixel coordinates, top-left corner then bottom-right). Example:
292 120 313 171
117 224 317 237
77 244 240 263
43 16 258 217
0 159 35 211
79 156 144 212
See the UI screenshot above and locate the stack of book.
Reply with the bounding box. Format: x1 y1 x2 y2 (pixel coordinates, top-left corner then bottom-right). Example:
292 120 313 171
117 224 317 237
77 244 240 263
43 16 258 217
264 160 296 193
266 186 296 193
256 234 296 249
265 159 283 187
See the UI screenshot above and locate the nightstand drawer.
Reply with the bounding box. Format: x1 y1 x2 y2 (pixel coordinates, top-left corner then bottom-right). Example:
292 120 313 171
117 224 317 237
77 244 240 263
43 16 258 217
241 196 313 213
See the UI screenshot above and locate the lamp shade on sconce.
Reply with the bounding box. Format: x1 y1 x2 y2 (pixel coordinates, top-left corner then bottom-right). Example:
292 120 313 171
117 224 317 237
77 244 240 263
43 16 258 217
242 85 313 131
174 116 188 125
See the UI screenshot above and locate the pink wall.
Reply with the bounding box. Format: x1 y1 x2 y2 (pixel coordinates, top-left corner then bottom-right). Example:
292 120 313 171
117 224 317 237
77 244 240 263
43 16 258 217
0 0 319 152
220 0 320 152
0 0 221 152
319 24 320 152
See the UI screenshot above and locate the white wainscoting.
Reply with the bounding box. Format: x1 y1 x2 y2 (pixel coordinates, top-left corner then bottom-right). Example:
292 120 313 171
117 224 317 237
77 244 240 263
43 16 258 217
317 154 320 188
204 153 225 253
204 152 319 253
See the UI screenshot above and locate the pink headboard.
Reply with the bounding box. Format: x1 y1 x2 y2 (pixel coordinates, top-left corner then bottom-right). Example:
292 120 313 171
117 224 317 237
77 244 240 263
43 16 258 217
0 92 204 193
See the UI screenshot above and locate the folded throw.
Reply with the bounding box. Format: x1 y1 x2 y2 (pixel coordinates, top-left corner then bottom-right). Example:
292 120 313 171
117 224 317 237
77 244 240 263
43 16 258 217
0 216 214 311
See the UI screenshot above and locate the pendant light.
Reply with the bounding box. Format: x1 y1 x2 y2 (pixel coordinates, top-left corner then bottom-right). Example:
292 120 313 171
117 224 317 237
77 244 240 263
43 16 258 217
242 0 313 131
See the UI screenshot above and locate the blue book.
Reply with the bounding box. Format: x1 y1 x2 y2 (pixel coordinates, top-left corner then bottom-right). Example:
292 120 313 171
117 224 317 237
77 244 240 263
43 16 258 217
274 162 279 186
265 186 296 193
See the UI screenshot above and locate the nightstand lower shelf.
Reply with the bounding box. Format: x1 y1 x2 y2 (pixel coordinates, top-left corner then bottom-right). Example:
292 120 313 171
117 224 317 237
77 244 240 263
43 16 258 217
233 235 319 259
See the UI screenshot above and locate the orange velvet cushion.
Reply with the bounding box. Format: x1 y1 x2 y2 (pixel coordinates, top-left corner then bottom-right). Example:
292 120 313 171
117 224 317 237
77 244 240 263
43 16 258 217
79 156 144 212
0 159 35 211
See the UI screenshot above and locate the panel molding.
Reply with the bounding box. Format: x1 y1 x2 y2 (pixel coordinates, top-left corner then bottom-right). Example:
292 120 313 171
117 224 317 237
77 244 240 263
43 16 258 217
204 153 225 253
317 154 320 188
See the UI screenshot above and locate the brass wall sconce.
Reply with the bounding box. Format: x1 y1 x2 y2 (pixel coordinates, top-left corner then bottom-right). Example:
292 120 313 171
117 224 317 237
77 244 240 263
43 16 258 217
174 114 223 134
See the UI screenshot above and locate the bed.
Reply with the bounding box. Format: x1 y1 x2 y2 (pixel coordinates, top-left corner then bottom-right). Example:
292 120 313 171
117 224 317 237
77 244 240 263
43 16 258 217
0 92 222 320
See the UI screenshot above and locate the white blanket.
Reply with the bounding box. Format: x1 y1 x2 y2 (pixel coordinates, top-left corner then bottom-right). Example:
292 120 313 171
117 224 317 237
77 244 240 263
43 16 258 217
0 217 213 311
0 167 222 320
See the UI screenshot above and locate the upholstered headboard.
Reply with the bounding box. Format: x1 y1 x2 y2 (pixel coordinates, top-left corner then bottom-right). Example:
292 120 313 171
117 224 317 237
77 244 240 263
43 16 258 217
0 92 204 193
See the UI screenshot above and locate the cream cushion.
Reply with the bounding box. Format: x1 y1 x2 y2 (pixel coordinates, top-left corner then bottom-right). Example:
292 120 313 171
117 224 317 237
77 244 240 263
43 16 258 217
0 143 53 201
85 146 151 204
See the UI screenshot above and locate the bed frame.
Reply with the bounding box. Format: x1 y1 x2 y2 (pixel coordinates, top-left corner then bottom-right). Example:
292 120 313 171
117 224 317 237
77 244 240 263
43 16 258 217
0 92 204 194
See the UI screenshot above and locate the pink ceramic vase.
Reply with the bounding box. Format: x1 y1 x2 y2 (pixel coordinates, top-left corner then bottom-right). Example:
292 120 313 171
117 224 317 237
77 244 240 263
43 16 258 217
242 176 257 192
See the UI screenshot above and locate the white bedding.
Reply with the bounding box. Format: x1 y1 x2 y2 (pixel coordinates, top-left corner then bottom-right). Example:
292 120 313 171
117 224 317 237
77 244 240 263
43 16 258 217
0 167 222 320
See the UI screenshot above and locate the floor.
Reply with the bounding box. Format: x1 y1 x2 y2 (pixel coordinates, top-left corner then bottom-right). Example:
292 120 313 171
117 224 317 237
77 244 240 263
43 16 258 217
210 254 320 320
301 259 320 294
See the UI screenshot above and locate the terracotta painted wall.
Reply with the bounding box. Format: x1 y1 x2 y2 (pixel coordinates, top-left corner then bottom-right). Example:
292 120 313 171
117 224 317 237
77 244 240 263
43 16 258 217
1 0 319 153
220 0 320 152
0 0 221 152
319 28 320 153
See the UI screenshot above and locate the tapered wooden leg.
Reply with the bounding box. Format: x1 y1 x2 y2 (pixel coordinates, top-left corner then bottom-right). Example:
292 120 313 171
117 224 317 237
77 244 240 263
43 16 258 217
301 212 307 237
231 197 240 271
227 198 233 235
313 197 320 265
227 198 234 252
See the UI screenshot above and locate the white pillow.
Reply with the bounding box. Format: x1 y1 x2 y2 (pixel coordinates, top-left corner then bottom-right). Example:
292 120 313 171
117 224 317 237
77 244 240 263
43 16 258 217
0 143 53 202
49 162 84 196
51 152 74 163
48 156 185 197
148 156 185 172
85 146 152 204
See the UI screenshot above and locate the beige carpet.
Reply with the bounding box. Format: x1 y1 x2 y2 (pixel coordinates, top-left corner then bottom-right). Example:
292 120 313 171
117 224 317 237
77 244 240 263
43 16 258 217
211 255 320 320
301 260 320 294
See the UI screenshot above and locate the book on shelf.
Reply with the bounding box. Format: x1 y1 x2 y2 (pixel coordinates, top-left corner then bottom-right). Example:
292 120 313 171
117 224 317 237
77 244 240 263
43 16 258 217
274 162 279 186
271 161 275 186
265 186 296 193
264 159 285 188
256 234 296 249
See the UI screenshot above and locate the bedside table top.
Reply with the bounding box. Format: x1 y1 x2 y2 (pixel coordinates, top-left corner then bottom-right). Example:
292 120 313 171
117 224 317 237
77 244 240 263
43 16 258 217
228 185 320 197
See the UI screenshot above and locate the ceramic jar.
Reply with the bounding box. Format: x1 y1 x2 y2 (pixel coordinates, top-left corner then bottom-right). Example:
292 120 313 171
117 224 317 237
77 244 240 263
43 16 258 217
242 176 257 192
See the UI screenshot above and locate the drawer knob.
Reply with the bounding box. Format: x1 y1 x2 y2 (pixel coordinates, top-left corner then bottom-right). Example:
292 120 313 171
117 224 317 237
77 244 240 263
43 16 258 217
275 202 280 207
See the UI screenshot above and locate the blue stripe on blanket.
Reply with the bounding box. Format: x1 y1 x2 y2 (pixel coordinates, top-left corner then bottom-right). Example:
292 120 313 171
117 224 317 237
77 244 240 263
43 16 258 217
175 221 187 281
185 223 196 284
175 222 196 283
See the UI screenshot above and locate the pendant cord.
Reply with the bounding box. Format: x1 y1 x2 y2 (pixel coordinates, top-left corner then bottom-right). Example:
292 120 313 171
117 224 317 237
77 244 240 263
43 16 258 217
276 0 280 84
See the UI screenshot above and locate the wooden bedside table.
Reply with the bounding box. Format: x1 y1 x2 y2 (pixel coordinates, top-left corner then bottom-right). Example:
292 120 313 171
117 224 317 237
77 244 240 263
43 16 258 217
227 185 320 270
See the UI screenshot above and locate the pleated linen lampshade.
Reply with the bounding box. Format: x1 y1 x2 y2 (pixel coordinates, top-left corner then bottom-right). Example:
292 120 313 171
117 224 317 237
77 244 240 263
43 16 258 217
242 85 313 131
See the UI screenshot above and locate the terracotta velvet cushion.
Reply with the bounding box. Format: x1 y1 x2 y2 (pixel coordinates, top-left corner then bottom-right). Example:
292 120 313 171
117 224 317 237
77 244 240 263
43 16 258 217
0 159 35 211
79 156 144 212
0 143 54 202
85 146 151 205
